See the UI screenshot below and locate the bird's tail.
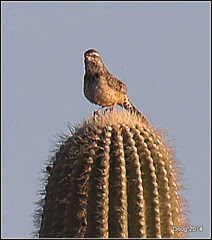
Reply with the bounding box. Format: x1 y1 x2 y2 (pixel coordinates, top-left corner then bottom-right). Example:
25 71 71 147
119 97 149 124
119 97 142 116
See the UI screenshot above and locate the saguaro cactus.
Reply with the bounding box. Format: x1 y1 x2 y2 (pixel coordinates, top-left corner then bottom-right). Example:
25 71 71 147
34 110 187 238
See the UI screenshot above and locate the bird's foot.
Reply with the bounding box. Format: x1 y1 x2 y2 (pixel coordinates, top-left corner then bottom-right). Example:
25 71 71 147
93 106 104 117
104 106 114 114
93 110 101 117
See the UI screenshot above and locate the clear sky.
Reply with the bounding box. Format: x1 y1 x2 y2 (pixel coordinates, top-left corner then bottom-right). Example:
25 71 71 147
2 1 210 238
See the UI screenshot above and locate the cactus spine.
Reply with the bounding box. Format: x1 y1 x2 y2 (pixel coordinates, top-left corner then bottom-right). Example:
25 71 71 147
35 110 187 238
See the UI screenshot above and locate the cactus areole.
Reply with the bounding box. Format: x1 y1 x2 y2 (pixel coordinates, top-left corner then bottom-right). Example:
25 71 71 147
35 110 187 238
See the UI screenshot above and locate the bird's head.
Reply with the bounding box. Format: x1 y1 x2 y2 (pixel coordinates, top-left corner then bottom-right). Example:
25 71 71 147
84 49 105 73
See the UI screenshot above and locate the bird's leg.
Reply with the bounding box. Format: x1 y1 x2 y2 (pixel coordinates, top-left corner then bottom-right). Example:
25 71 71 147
104 104 116 114
93 106 105 117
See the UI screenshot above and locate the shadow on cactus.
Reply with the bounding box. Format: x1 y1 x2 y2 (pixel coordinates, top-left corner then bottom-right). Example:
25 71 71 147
33 110 188 238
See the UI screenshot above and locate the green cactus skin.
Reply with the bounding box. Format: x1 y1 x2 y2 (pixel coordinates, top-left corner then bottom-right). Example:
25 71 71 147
35 110 188 238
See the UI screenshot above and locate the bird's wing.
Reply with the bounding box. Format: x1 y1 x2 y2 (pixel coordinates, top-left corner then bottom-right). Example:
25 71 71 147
107 74 128 94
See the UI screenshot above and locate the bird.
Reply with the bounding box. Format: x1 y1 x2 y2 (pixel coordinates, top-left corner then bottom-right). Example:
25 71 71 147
83 49 143 116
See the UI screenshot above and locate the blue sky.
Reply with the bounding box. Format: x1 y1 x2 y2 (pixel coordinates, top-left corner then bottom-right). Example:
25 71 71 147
2 2 210 238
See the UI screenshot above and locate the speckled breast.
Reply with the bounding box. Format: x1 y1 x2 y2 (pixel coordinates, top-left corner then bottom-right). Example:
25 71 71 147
84 76 125 107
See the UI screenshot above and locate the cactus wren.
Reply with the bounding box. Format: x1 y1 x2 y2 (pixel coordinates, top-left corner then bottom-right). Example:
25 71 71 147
83 49 142 116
